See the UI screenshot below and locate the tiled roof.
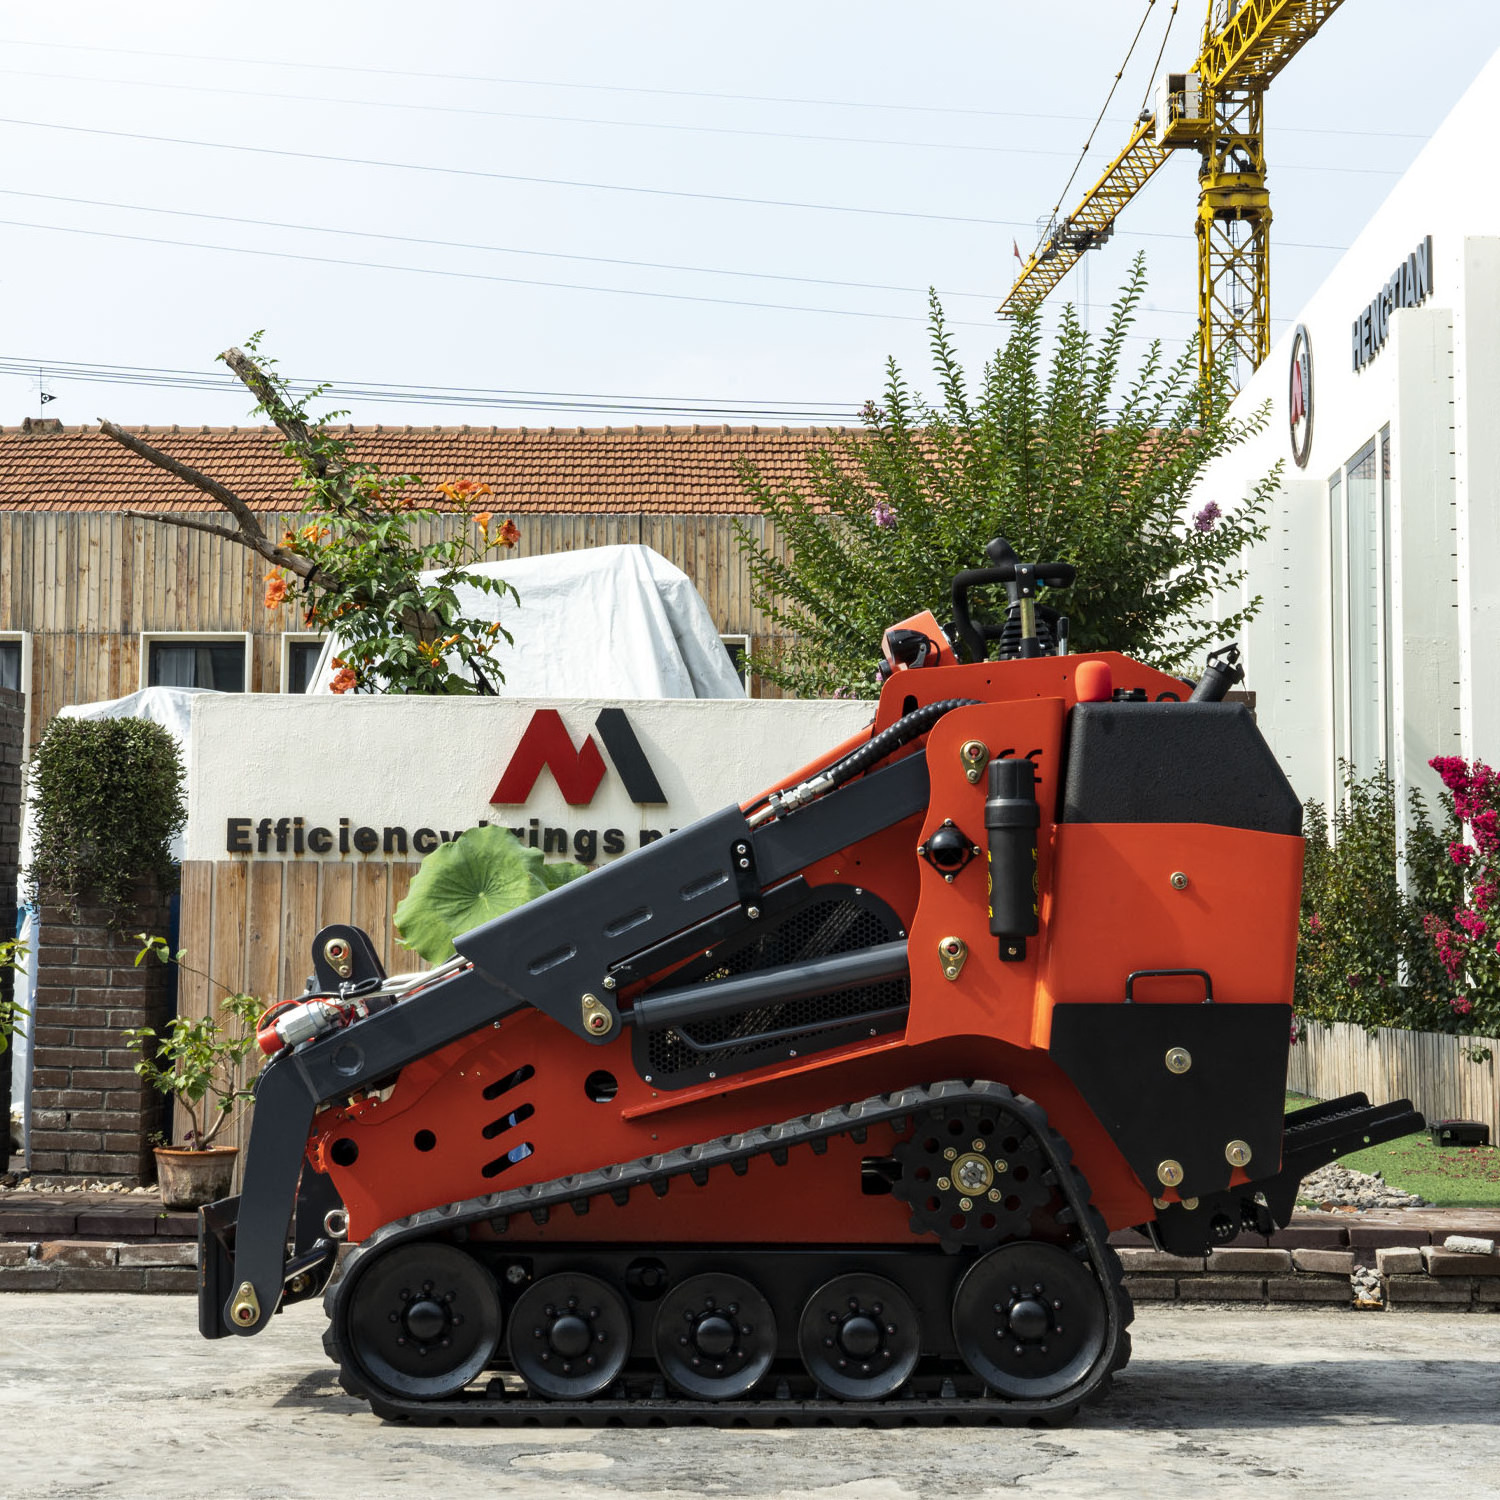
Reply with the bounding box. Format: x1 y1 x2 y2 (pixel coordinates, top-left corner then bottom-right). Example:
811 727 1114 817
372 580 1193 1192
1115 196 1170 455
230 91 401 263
0 420 855 515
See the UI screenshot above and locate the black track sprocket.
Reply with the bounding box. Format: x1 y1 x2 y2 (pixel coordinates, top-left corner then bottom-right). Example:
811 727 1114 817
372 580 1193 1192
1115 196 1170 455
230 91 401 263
890 1095 1054 1251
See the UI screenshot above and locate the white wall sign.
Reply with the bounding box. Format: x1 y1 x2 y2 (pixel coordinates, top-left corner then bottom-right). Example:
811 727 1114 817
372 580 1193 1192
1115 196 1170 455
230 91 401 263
187 695 874 865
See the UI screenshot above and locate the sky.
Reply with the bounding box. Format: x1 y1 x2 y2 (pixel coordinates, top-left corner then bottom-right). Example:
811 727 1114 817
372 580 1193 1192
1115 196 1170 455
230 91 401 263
1 1 1496 430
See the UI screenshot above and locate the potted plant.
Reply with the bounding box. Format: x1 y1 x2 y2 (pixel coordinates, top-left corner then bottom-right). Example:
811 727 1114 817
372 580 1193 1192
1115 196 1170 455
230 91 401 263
126 936 262 1209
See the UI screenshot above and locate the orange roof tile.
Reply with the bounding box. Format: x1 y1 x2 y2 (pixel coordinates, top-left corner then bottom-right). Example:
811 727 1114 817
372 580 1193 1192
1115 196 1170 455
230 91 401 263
0 419 855 515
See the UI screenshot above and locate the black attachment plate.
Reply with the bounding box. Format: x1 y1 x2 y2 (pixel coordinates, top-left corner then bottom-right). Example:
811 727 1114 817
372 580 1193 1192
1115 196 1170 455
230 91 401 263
1049 1002 1291 1198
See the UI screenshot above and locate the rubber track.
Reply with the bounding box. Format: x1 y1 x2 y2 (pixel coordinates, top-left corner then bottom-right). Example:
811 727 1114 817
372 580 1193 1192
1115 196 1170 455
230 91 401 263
324 1080 1134 1425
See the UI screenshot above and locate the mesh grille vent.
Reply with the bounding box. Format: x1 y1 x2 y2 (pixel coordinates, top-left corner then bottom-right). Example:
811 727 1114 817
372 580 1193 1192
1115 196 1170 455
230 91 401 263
640 890 908 1085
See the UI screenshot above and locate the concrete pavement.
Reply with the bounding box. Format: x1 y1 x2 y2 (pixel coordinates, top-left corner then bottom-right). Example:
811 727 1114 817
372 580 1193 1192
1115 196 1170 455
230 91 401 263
2 1295 1497 1498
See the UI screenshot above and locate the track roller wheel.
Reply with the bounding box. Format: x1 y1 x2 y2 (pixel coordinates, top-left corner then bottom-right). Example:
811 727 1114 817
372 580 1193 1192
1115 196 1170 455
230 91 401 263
343 1242 502 1401
508 1272 631 1399
951 1241 1108 1400
652 1273 776 1400
797 1273 919 1401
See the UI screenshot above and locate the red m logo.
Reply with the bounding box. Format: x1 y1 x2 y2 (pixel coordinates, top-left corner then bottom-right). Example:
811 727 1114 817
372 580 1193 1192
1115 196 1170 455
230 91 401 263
490 708 666 806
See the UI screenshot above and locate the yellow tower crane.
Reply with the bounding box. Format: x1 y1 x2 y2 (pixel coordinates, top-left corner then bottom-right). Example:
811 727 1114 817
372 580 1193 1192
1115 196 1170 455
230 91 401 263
1000 0 1349 389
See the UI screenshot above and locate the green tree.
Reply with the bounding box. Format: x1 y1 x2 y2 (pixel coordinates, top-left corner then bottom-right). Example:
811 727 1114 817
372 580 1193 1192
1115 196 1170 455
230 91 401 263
100 338 520 695
736 257 1278 696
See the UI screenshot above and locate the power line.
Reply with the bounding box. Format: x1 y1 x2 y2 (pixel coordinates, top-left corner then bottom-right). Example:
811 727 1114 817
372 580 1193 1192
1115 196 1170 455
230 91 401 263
0 188 1351 270
0 36 1434 139
0 188 1003 302
0 115 1393 255
0 116 1073 229
0 67 1095 160
0 64 1416 170
0 215 1008 327
0 354 863 422
0 213 1309 330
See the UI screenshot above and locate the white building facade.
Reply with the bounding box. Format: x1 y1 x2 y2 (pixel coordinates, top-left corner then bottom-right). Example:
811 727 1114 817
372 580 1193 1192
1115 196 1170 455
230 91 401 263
1195 48 1500 853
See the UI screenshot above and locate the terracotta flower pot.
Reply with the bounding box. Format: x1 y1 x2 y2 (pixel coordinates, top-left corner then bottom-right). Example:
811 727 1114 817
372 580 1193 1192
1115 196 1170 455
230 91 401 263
154 1146 238 1210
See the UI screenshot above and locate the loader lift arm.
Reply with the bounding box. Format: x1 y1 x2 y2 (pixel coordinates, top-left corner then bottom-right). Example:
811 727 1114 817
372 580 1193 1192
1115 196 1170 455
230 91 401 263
205 755 931 1337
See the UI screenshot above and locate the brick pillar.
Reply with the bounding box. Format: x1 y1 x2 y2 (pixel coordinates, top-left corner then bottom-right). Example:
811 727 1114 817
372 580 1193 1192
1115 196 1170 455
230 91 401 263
0 688 24 1176
29 881 172 1182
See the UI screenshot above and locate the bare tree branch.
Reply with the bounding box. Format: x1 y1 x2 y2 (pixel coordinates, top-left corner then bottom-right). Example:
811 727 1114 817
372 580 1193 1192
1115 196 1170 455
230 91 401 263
221 345 343 488
97 420 271 545
100 422 317 577
119 509 244 545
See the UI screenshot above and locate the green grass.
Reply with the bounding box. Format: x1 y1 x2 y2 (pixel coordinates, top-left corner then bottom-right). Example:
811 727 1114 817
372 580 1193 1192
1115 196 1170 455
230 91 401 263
1287 1091 1500 1209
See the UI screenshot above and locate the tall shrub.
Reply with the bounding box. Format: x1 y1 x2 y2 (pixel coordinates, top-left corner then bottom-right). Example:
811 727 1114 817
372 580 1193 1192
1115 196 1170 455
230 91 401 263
735 256 1278 697
1296 766 1449 1031
28 717 186 914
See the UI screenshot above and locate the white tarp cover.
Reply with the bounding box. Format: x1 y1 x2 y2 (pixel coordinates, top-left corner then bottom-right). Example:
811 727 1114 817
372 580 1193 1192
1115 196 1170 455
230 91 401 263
310 544 746 700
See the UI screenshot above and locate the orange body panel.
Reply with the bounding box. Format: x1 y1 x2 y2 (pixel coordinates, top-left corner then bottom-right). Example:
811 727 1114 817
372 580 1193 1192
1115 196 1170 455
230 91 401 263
311 652 1294 1253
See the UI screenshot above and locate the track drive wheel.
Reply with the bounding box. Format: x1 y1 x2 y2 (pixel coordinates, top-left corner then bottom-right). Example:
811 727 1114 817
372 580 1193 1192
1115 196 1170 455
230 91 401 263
508 1272 631 1399
652 1273 777 1400
892 1100 1053 1251
342 1242 502 1401
797 1273 920 1401
951 1241 1108 1400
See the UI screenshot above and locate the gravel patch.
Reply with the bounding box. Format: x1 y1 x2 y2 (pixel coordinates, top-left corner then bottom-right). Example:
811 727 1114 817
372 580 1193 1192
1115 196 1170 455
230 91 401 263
1299 1162 1429 1209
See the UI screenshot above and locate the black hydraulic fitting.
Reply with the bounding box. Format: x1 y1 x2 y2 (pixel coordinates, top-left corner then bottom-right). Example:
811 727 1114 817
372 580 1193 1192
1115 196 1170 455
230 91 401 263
1189 643 1245 703
985 757 1040 961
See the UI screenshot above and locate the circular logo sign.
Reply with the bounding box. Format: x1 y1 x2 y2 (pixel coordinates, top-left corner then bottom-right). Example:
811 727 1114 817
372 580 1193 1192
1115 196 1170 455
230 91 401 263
1288 324 1313 468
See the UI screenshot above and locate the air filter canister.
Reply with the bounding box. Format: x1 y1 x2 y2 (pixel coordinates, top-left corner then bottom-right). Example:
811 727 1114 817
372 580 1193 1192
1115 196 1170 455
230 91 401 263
985 757 1040 949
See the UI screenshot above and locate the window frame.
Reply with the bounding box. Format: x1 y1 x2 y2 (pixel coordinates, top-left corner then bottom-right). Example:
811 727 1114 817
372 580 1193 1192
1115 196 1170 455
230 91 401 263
0 630 33 759
280 632 329 694
720 633 751 691
138 631 253 693
1328 427 1394 789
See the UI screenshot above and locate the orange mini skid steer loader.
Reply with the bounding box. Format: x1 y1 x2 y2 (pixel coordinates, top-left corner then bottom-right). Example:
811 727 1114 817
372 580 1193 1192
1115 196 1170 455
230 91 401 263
200 539 1422 1425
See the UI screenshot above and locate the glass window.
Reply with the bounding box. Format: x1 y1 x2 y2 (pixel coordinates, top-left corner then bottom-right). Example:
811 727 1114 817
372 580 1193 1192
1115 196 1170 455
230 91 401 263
147 641 246 692
721 635 749 688
1381 427 1394 766
286 639 326 694
1343 437 1389 777
1328 470 1345 768
0 641 19 693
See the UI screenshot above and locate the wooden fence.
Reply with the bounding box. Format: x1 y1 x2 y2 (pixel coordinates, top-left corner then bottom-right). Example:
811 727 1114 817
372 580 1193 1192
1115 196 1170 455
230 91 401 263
175 858 424 1154
1288 1020 1500 1136
0 509 793 749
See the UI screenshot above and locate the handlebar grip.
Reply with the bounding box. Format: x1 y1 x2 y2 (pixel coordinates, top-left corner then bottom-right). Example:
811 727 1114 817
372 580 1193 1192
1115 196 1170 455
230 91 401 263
1035 563 1076 588
951 567 1014 661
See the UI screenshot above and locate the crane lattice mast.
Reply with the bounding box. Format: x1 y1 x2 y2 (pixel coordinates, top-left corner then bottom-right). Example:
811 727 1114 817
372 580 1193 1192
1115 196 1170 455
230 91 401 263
999 0 1349 390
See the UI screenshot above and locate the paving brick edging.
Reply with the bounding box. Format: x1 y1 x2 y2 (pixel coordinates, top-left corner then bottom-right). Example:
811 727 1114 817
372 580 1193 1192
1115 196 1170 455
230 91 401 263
0 1239 196 1292
1122 1243 1500 1310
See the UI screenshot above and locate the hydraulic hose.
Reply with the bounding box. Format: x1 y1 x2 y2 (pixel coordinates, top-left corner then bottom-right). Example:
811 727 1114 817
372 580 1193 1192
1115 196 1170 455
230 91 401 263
748 698 979 826
822 698 980 789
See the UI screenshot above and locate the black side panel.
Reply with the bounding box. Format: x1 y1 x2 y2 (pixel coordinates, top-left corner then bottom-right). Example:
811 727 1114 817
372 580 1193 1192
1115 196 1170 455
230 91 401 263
1049 1002 1291 1198
1060 702 1301 835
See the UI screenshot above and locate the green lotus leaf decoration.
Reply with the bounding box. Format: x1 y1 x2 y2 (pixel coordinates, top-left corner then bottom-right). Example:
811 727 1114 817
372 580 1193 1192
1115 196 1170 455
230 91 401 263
393 824 590 964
